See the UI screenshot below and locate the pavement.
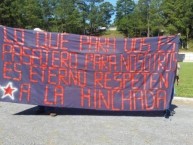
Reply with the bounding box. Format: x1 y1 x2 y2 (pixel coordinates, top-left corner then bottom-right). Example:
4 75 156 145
0 97 193 145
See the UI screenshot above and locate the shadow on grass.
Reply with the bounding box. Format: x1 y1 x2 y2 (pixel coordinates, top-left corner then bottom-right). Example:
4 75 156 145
14 104 178 117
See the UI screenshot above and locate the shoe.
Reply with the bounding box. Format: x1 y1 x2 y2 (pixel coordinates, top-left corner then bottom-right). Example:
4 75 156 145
50 113 57 117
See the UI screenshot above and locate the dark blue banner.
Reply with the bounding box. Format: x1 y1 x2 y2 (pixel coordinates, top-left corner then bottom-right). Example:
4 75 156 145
0 26 179 111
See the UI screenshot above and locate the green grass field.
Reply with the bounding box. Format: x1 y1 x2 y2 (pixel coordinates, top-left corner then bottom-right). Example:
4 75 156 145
175 62 193 98
101 30 125 38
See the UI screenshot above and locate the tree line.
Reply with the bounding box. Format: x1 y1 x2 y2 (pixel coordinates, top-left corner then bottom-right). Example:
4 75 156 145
0 0 114 35
1 0 193 40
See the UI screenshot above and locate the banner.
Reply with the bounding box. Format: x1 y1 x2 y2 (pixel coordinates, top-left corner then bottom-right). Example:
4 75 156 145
0 26 179 111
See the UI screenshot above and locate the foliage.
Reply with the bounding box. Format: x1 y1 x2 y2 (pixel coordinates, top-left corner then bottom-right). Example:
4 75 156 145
1 0 193 39
115 0 135 37
115 0 193 39
0 0 114 34
179 39 193 52
175 62 193 98
99 2 114 27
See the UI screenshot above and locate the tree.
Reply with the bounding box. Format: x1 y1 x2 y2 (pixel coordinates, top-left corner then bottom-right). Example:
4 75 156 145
0 0 43 29
115 0 135 37
0 0 16 27
134 0 152 37
115 0 135 22
149 0 164 36
76 0 89 34
98 2 114 27
161 0 193 35
53 0 80 33
128 0 164 37
161 0 193 48
38 0 57 31
20 0 43 29
185 0 193 38
86 0 104 34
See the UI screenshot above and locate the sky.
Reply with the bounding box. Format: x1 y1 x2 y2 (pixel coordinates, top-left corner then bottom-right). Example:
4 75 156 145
104 0 117 6
104 0 138 5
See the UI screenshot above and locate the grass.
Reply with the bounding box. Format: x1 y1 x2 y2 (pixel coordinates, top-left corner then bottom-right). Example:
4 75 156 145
101 30 125 38
175 62 193 98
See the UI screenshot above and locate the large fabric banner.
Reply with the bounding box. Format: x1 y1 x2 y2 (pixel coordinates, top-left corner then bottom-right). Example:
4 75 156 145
0 26 179 111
